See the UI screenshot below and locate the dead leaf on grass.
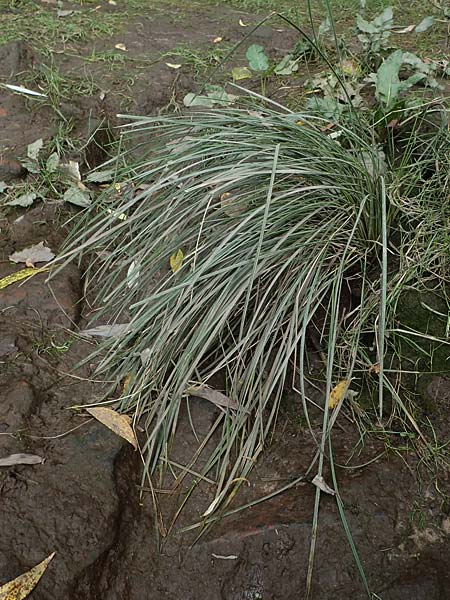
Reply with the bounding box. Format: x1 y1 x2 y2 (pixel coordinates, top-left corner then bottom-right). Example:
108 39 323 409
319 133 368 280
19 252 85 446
328 379 349 410
213 36 223 43
0 551 55 599
187 385 238 410
86 406 137 449
0 454 44 467
368 363 380 374
9 242 54 267
239 18 249 27
170 249 184 273
115 43 127 51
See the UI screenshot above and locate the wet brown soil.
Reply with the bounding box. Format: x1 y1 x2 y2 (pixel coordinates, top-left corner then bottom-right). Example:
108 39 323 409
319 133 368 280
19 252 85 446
1 3 450 599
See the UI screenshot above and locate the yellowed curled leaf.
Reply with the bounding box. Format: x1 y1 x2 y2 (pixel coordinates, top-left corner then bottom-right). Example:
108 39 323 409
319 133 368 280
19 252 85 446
170 249 184 273
0 267 48 291
86 407 137 450
0 551 55 599
328 379 349 410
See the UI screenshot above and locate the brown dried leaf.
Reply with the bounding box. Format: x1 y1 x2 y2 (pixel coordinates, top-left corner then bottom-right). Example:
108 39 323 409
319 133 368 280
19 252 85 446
86 406 137 449
0 552 55 599
187 385 238 410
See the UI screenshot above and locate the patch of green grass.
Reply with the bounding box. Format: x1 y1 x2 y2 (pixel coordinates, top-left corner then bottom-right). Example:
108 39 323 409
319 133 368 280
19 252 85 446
2 0 122 52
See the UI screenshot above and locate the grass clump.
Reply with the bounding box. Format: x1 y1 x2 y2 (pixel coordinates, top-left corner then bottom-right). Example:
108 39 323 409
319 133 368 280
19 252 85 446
59 94 449 517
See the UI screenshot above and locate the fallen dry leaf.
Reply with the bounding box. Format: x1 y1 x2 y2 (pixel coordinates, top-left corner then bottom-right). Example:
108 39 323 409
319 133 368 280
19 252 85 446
368 363 381 374
0 454 44 467
166 62 182 69
312 474 335 495
328 379 349 410
115 43 127 51
170 249 184 273
0 267 48 291
239 18 249 27
86 406 138 449
187 385 238 410
213 36 223 43
0 552 55 599
9 242 54 267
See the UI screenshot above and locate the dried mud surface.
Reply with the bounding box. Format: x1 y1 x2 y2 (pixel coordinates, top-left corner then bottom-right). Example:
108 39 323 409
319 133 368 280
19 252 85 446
1 5 450 599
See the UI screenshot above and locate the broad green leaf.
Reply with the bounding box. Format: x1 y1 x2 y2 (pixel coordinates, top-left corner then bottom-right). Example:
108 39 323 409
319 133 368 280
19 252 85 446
0 552 55 599
46 152 59 173
356 14 377 34
5 192 37 207
246 44 269 72
274 55 298 75
21 158 40 174
231 66 252 81
27 138 43 161
63 186 91 207
374 49 403 107
183 93 215 107
373 6 393 28
415 16 434 33
170 249 184 273
86 168 115 183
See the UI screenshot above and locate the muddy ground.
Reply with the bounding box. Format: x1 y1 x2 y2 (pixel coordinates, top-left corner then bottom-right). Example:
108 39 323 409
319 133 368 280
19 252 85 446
1 2 450 598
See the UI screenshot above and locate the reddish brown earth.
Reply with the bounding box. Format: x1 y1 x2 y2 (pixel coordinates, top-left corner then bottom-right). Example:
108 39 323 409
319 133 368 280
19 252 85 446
1 4 450 599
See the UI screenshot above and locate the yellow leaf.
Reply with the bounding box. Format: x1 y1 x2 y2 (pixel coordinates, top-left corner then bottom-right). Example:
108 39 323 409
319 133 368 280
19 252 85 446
328 379 349 410
239 18 249 27
86 407 137 450
296 120 305 126
166 62 182 69
213 36 223 43
0 267 48 290
170 249 184 273
122 373 132 394
115 43 127 51
0 552 55 599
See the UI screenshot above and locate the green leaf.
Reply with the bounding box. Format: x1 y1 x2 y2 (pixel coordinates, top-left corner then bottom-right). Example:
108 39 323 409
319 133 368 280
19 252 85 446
27 138 43 161
183 93 215 107
46 152 60 173
5 192 37 207
86 168 116 183
356 14 377 34
415 16 434 33
246 44 269 72
231 66 252 81
373 6 393 28
21 158 40 174
274 54 298 76
63 186 91 207
374 49 403 107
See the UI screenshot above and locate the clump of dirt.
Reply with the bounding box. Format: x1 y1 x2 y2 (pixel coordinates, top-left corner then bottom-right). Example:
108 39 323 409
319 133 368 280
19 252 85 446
1 5 450 599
